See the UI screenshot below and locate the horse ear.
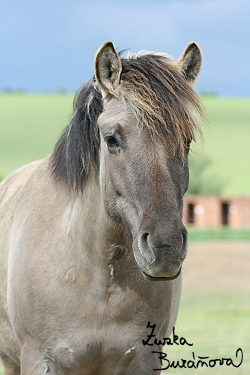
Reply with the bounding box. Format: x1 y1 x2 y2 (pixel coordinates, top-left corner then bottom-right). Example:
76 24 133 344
94 41 122 96
176 42 202 84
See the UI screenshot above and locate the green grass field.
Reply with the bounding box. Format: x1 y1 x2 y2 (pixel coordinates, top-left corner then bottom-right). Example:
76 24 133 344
188 228 250 241
0 94 250 196
190 97 250 197
160 290 249 375
0 93 73 178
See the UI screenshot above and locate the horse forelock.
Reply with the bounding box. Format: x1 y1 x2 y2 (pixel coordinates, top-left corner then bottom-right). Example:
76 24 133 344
120 54 205 155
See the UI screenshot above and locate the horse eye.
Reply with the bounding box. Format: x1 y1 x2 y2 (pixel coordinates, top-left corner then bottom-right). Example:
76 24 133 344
185 139 192 149
105 136 120 148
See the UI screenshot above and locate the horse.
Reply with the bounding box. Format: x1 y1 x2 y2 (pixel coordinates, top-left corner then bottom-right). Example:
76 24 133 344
0 41 204 375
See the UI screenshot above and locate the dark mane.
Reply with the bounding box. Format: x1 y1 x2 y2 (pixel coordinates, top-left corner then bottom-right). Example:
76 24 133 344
50 52 205 191
50 81 102 191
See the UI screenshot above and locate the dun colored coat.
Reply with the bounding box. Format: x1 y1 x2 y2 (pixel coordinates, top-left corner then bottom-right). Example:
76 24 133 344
0 41 204 374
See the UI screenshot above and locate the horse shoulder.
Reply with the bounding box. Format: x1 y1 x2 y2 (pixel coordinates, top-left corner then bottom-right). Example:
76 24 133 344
0 159 47 365
0 160 44 208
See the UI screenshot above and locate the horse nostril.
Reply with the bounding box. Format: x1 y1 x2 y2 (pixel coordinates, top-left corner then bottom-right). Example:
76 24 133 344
182 231 188 255
141 232 149 243
138 233 155 264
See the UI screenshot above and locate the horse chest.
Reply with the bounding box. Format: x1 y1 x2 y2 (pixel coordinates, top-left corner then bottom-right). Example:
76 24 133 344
51 327 140 374
28 274 153 373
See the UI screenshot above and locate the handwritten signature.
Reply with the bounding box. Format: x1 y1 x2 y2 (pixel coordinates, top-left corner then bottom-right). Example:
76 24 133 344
142 322 243 370
142 321 193 347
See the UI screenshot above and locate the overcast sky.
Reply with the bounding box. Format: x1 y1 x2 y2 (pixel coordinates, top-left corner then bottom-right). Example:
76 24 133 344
1 0 250 96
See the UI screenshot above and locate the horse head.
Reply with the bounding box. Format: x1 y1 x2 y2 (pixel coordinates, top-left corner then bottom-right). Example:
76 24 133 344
94 41 203 280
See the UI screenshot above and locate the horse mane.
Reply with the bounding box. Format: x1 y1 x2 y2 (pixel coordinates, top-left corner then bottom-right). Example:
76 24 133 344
50 81 103 191
50 52 205 191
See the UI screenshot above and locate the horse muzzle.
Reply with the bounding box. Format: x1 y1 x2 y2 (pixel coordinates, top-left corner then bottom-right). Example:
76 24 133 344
133 231 188 281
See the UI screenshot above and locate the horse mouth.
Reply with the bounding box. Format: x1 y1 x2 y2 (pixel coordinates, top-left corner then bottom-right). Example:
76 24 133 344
141 267 182 281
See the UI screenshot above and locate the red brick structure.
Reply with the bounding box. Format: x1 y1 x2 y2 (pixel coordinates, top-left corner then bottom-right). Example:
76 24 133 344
183 196 250 228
